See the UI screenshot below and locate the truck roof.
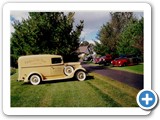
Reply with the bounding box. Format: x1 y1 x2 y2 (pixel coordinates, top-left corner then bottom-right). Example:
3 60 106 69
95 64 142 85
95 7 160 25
18 54 61 60
18 54 62 67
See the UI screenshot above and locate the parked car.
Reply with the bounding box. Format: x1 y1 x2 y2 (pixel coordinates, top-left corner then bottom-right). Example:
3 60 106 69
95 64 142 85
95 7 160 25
111 58 128 67
18 54 87 85
83 54 93 61
93 57 101 64
111 57 139 67
98 54 112 65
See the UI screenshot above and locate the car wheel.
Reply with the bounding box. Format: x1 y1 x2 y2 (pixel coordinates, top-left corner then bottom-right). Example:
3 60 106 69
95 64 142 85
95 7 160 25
123 63 127 67
76 71 86 81
30 75 41 85
64 66 74 76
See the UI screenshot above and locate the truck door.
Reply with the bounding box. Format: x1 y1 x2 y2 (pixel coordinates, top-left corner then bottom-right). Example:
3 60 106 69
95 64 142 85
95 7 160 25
50 57 64 77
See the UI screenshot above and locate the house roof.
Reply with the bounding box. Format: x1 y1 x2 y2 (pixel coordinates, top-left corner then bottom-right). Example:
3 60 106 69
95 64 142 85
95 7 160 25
77 46 89 53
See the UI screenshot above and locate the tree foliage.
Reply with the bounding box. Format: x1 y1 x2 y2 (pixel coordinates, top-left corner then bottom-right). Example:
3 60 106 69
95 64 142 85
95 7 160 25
96 12 133 55
95 12 143 57
117 18 143 55
11 12 84 67
93 41 109 56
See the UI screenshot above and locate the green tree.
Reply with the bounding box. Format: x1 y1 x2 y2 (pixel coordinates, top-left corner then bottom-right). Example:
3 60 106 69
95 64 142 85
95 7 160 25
117 18 143 55
11 12 84 67
94 41 109 56
95 12 134 55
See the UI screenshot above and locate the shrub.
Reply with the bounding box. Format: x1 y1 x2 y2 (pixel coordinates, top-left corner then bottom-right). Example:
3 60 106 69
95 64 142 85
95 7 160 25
11 67 16 75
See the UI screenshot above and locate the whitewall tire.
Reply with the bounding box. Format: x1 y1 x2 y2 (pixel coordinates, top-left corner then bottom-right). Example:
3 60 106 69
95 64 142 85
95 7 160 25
64 66 74 76
30 75 41 85
76 71 86 81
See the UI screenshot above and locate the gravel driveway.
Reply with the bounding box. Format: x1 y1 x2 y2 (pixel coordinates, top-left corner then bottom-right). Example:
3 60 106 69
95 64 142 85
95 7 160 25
82 64 143 90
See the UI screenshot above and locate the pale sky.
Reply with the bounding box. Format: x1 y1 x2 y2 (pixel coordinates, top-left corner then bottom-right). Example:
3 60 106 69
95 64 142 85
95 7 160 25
10 11 143 43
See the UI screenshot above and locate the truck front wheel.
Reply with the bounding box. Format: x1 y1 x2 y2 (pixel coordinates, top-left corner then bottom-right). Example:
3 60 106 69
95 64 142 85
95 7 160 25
76 71 86 81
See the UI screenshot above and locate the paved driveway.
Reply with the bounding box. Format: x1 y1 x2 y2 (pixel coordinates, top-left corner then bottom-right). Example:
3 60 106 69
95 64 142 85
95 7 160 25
83 64 143 90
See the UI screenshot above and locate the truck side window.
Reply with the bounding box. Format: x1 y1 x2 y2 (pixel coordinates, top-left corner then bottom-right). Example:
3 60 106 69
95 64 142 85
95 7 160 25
51 58 62 64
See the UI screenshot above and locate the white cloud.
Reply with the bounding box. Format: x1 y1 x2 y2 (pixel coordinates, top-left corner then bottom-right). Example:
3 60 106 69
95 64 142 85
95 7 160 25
74 11 110 29
10 23 15 33
80 28 96 38
10 11 29 22
87 39 100 45
134 12 143 19
10 11 29 35
74 11 111 40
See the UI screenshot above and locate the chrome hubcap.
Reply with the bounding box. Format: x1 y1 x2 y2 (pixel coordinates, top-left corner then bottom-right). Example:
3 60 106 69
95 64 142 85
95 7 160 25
32 77 38 83
78 73 84 79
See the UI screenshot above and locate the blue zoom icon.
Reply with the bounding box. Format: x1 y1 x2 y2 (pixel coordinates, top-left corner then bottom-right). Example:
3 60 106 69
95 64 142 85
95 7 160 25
137 90 158 110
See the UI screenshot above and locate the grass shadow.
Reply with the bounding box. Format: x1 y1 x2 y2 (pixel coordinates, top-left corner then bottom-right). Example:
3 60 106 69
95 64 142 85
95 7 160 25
86 75 94 80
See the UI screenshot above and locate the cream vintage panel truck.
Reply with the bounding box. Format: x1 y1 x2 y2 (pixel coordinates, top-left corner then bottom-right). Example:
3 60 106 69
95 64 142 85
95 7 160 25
18 54 87 85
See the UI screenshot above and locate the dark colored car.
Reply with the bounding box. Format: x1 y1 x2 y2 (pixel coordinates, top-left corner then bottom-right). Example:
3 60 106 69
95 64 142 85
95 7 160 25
111 57 139 67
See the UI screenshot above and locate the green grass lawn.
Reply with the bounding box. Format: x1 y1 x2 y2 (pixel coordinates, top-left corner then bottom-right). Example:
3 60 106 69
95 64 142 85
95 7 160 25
110 63 143 74
11 71 139 107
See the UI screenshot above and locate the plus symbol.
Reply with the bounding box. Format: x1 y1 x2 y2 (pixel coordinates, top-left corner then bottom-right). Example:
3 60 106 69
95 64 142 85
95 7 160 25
142 93 153 105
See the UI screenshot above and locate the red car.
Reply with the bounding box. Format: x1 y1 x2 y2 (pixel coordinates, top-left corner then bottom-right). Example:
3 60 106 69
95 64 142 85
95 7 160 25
94 54 113 65
93 57 101 64
111 57 139 67
98 54 112 65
